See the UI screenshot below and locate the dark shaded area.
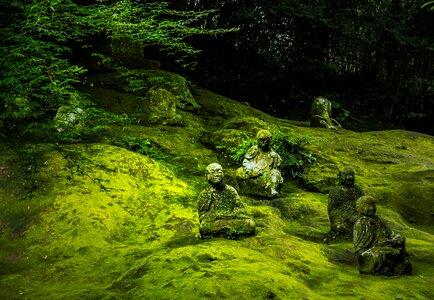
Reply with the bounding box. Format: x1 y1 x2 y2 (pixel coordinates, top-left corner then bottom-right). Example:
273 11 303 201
165 0 434 135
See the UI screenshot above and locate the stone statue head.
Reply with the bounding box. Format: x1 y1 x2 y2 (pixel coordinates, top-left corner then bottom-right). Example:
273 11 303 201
338 167 355 186
356 196 377 217
205 163 224 186
256 129 272 150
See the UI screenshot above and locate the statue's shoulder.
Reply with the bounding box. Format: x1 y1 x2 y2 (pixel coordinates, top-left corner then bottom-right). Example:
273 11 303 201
328 185 342 197
245 145 259 159
354 185 364 194
198 186 211 198
354 216 368 227
224 184 238 195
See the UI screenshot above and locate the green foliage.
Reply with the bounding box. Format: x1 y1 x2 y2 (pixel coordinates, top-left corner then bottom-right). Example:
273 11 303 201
331 101 351 122
175 0 434 133
422 1 434 10
270 131 316 178
218 138 256 165
0 0 235 135
218 131 316 178
124 136 153 156
124 136 175 164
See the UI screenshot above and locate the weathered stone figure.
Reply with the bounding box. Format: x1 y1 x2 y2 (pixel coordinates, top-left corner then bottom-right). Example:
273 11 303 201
353 196 412 276
198 163 255 239
236 130 283 198
147 87 183 125
54 106 84 133
310 96 342 129
327 168 364 239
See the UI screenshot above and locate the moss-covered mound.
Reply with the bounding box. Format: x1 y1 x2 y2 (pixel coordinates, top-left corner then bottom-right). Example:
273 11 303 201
1 85 434 299
295 128 434 229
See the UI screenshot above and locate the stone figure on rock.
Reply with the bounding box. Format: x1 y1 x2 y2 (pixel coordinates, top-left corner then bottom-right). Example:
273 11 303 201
327 168 364 240
146 87 183 125
236 130 283 198
353 196 412 276
198 163 256 239
54 106 85 134
310 96 342 129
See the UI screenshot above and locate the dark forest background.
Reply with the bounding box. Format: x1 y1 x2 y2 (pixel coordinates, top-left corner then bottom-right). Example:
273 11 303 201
1 0 434 135
168 0 434 133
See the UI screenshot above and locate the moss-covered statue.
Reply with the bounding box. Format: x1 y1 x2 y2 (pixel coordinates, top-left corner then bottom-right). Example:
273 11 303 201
327 168 364 240
353 196 412 276
235 130 283 198
310 96 342 129
198 163 256 239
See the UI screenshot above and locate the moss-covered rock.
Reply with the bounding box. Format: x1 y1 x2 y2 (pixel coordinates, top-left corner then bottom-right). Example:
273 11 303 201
200 117 272 150
124 69 200 111
81 70 200 118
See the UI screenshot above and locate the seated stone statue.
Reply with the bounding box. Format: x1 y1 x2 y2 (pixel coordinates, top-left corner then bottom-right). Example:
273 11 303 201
236 130 283 198
353 196 412 276
327 168 364 240
198 163 255 239
310 96 342 129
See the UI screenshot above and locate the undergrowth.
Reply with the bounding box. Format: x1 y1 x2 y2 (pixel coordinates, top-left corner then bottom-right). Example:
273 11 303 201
217 130 316 178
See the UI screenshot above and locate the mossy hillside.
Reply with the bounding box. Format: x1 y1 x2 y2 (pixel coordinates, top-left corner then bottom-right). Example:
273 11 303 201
290 128 434 228
0 142 198 299
200 112 431 229
1 83 434 299
1 140 433 299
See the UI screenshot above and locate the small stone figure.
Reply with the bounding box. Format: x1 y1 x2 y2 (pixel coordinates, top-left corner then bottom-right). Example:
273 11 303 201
198 163 255 239
147 87 183 125
327 168 364 240
54 106 85 134
310 96 342 129
236 130 283 198
353 196 412 276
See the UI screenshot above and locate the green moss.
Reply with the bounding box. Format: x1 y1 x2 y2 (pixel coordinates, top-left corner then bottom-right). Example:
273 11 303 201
1 86 434 299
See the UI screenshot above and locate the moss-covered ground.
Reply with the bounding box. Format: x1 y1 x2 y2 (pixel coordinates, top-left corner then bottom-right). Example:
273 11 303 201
1 85 433 299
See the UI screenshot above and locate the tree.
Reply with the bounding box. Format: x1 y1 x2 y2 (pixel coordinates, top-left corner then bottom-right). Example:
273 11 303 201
0 0 230 135
174 0 434 133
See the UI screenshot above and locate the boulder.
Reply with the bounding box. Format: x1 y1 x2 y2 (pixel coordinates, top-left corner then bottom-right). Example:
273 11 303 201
84 70 200 113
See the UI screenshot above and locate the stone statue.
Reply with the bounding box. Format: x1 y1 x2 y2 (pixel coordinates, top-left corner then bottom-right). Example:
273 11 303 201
327 168 364 240
310 96 342 129
54 106 84 134
147 87 183 125
198 163 255 239
353 196 412 276
236 130 283 198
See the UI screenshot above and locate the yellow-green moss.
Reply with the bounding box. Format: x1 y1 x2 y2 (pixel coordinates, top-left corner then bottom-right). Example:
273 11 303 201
1 86 434 299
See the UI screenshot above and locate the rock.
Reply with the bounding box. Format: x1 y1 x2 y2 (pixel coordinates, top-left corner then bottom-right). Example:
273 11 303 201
126 70 200 111
85 70 200 112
